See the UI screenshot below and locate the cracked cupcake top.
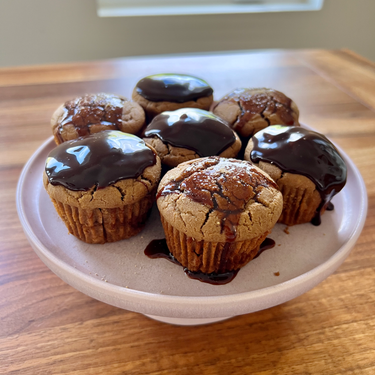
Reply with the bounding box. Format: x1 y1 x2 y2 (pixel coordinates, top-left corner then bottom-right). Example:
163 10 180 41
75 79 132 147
212 88 299 138
51 93 145 144
157 156 283 242
43 131 161 208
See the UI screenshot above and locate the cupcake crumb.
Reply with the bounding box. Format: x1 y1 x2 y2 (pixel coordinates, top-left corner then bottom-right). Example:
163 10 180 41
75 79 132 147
283 226 290 234
274 272 280 276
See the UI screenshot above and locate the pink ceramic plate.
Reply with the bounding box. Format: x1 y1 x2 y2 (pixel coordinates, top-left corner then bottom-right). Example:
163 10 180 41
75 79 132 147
16 131 367 325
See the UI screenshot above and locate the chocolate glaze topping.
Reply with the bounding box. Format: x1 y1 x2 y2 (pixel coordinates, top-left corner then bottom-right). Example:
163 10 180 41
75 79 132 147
57 93 124 142
144 108 236 156
135 74 213 103
45 130 156 191
250 125 347 225
157 157 278 242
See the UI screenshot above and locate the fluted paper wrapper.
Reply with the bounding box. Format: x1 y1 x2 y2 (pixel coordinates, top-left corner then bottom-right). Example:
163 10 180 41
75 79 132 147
277 183 321 226
51 194 154 244
160 215 269 274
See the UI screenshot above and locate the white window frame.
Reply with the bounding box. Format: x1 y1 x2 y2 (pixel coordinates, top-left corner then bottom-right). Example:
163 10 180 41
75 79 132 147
97 0 324 17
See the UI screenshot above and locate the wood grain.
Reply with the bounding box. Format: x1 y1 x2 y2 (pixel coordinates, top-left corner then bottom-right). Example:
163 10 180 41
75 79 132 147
1 49 375 375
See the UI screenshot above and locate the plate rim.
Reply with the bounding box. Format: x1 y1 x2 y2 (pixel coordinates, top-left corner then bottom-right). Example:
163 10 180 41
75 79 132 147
16 133 368 317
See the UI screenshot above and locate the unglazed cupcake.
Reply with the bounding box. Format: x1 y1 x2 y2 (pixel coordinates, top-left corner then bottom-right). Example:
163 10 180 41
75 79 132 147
51 93 146 144
156 156 283 274
44 130 161 244
132 74 213 120
143 108 241 167
213 88 299 138
244 125 347 226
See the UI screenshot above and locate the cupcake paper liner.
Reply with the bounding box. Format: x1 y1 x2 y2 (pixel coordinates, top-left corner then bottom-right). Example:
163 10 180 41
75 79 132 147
51 193 154 244
160 215 269 274
277 182 321 226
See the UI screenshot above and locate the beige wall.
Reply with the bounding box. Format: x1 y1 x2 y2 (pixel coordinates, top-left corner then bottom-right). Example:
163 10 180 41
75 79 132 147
0 0 374 68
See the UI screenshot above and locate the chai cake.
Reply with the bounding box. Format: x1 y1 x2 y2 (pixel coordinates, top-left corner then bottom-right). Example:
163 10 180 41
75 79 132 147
132 74 213 120
213 88 299 138
51 93 146 144
156 156 283 274
244 125 347 226
44 130 161 243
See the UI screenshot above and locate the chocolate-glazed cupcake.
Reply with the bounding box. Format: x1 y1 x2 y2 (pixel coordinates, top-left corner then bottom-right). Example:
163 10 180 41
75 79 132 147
213 88 299 138
132 74 213 120
51 93 146 145
44 130 161 244
244 125 347 226
157 157 283 274
143 108 241 167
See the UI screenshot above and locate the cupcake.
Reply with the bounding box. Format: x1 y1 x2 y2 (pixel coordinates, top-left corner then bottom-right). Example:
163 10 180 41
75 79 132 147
51 93 146 145
213 88 299 138
43 130 161 244
244 125 347 226
156 156 283 274
143 108 241 167
132 74 213 120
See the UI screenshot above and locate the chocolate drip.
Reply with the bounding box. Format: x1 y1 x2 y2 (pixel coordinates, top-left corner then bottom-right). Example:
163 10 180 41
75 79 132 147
144 239 178 264
144 108 236 157
250 126 347 224
135 74 213 102
327 202 334 211
157 157 277 242
253 238 276 259
45 130 156 191
144 237 275 285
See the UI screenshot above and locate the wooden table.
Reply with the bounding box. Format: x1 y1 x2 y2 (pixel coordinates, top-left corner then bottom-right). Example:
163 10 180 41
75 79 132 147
1 49 375 374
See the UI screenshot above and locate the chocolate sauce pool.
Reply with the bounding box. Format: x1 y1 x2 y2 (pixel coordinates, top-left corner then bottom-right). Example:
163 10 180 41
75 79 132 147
253 238 276 259
135 74 213 102
45 130 156 190
250 126 347 225
144 108 236 157
144 237 275 285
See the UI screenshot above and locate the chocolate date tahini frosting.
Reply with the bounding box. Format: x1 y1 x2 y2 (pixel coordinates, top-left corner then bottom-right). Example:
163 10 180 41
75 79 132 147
45 130 156 191
250 125 347 223
135 74 213 103
144 108 236 157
